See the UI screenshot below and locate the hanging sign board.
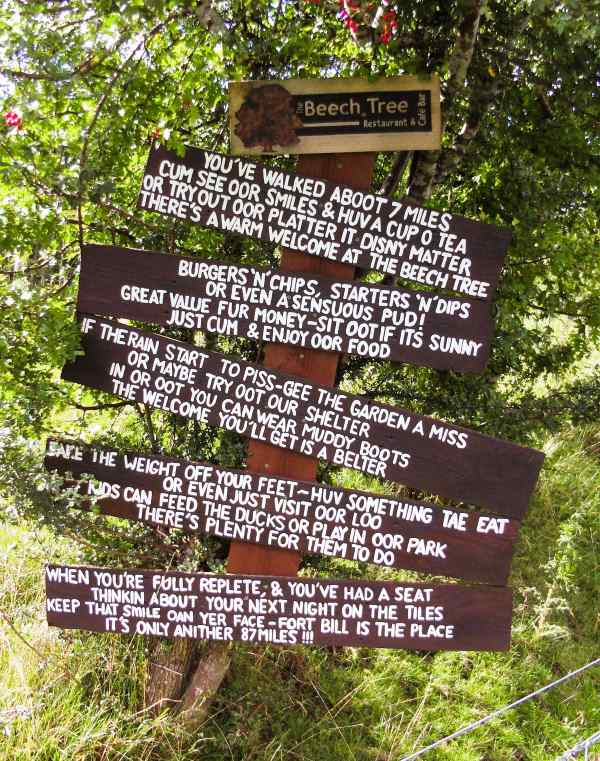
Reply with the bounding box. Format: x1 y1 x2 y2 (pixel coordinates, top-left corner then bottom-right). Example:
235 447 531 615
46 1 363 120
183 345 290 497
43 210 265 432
46 564 512 651
78 244 493 373
137 145 511 301
229 76 441 155
45 439 519 585
61 316 544 517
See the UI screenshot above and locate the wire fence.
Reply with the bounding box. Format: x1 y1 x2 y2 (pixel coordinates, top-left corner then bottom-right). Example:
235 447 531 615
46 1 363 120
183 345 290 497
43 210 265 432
400 656 600 761
556 729 600 760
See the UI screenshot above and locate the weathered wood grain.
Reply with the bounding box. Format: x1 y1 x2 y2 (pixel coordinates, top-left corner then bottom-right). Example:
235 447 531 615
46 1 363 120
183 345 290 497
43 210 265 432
46 564 513 651
60 315 544 517
45 438 520 585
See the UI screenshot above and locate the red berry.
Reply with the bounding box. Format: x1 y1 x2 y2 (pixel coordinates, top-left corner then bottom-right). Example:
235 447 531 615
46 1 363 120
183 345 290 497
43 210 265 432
4 110 22 129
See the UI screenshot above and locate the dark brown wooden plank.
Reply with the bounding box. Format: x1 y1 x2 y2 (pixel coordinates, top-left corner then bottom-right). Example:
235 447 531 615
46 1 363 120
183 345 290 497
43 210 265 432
60 315 544 517
78 243 493 374
45 564 513 651
45 438 519 585
137 144 512 301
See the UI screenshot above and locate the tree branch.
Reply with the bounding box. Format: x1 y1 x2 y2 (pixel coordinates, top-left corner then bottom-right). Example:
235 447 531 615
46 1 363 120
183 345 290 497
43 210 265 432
137 404 160 454
190 0 226 33
378 151 412 196
444 1 484 113
70 400 133 412
0 608 47 661
408 0 484 203
434 13 531 186
433 75 501 184
78 22 165 195
529 303 591 319
0 145 167 240
0 33 129 83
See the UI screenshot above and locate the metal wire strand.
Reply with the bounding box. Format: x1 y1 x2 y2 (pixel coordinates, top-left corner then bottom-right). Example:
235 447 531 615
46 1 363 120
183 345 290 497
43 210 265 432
556 729 600 760
400 657 600 761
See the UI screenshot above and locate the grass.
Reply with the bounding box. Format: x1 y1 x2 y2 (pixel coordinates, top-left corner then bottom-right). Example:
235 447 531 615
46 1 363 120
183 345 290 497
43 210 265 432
0 426 599 760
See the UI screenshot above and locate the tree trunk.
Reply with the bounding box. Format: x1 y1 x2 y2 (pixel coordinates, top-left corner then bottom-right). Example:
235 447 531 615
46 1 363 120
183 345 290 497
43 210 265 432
143 637 232 723
144 637 197 713
179 641 232 726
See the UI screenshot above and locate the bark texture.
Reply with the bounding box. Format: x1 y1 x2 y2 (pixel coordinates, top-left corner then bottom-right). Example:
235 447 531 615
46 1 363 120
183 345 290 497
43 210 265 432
407 0 484 204
144 638 198 713
179 642 233 726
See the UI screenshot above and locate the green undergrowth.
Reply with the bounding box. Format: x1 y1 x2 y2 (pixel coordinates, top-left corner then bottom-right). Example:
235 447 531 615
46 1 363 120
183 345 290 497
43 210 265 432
0 427 599 760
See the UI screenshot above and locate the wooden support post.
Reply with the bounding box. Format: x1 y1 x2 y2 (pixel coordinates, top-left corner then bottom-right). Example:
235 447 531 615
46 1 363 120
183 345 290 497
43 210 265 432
227 152 376 577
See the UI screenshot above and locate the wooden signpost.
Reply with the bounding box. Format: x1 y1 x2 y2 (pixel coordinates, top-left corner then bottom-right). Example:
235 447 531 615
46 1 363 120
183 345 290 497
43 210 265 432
232 153 376 581
137 144 511 301
45 77 544 656
61 315 544 517
45 438 519 585
46 565 513 651
77 243 494 373
229 76 441 155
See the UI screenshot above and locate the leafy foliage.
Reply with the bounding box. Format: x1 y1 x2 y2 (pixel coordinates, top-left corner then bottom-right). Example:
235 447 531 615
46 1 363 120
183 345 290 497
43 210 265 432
0 0 598 660
0 0 598 752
